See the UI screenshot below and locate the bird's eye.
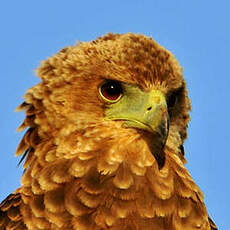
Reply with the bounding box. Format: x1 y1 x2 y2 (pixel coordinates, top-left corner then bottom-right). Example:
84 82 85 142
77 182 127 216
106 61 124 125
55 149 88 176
99 81 123 103
167 92 177 109
167 87 183 109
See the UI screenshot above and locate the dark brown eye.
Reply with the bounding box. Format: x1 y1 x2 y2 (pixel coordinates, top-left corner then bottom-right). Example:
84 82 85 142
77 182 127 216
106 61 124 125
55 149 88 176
167 87 183 109
167 92 177 109
99 81 123 102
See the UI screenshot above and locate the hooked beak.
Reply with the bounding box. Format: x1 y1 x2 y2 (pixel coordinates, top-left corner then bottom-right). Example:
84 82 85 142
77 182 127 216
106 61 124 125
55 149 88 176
105 87 169 169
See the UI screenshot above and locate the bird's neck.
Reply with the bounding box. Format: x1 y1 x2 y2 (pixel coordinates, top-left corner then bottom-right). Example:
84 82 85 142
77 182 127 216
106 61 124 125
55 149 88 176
19 131 209 230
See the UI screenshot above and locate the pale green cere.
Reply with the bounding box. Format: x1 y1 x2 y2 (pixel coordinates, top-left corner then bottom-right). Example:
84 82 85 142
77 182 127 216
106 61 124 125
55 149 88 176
104 83 168 133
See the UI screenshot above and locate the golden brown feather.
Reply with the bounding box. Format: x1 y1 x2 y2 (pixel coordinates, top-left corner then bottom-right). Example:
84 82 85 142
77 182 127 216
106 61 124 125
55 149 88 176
0 33 217 230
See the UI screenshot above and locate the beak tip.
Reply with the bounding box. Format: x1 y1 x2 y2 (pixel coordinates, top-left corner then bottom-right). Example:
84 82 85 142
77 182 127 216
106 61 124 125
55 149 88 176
154 151 166 170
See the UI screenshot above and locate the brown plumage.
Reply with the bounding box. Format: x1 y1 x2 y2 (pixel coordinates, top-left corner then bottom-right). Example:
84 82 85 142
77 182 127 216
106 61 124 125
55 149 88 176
0 33 217 230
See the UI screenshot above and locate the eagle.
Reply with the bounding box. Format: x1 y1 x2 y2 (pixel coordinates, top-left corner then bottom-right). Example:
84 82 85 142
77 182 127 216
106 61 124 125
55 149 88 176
0 33 217 230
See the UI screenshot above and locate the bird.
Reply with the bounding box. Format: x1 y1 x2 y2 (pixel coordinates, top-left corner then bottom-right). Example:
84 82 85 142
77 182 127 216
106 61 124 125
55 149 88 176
0 33 218 230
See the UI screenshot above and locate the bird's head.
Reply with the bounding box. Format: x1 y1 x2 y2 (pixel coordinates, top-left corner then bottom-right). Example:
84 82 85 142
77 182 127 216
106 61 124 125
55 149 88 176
17 33 191 178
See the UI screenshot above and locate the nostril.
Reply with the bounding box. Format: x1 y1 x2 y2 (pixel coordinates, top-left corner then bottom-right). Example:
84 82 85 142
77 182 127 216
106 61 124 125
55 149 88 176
147 106 152 111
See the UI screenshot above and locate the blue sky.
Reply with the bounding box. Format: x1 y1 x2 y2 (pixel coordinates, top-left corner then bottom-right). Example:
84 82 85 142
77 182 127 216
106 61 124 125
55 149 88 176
0 0 229 229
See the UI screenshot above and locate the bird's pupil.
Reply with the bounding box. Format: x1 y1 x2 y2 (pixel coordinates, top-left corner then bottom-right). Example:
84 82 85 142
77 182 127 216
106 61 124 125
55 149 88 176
107 84 116 95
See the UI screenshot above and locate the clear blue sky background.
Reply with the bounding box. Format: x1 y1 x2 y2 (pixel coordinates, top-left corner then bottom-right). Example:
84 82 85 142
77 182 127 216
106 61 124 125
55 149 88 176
0 1 229 229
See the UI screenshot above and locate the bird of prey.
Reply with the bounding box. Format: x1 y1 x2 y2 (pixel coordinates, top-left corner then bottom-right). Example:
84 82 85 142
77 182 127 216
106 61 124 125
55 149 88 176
0 33 217 230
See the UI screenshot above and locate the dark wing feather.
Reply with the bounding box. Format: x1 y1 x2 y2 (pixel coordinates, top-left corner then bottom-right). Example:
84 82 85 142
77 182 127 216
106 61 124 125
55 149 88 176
208 216 218 230
0 191 26 230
